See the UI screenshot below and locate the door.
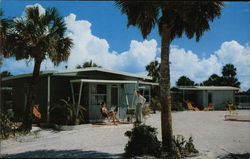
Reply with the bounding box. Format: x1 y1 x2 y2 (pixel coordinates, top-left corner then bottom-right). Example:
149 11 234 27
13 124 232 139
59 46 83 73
111 85 119 116
208 92 212 104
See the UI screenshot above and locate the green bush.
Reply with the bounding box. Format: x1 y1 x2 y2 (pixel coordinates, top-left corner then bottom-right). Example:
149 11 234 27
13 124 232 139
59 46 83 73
124 124 161 157
50 99 86 125
172 101 187 111
171 135 199 158
0 109 16 139
124 124 199 158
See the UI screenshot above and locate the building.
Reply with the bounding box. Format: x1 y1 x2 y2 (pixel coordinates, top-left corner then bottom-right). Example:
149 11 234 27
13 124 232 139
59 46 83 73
174 86 240 110
1 67 157 122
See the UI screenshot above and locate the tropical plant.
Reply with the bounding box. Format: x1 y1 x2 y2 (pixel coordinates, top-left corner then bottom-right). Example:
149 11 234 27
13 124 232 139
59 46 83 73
0 109 16 139
201 64 240 87
1 6 73 131
76 60 101 69
221 64 240 87
176 76 195 86
146 60 160 82
124 124 161 157
115 1 224 152
50 99 86 125
171 135 198 158
201 73 221 86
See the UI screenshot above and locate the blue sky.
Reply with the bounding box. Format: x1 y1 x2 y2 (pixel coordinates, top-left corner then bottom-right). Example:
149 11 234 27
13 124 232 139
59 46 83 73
1 1 250 89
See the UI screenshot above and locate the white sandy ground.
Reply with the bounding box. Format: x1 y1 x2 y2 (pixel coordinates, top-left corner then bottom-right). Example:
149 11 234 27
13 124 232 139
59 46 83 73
0 110 249 158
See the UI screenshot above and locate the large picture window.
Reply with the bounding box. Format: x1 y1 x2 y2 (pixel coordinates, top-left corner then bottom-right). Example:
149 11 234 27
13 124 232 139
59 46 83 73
91 84 107 105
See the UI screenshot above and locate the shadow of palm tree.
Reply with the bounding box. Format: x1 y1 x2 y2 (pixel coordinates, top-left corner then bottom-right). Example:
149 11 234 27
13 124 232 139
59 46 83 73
218 153 250 159
2 149 123 158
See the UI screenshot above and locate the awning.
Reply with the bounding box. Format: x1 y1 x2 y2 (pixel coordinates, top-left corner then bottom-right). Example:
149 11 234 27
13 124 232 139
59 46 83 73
70 79 138 84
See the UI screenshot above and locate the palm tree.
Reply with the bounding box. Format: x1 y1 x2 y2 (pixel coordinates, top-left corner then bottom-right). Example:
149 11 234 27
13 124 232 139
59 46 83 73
2 6 73 131
176 76 195 86
146 60 160 82
76 60 101 69
115 1 223 152
0 9 12 66
202 73 221 86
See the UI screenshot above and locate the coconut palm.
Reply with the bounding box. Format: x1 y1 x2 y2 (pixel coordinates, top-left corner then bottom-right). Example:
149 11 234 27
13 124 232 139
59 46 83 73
146 60 160 82
0 9 12 66
76 60 101 69
115 1 223 152
2 6 73 131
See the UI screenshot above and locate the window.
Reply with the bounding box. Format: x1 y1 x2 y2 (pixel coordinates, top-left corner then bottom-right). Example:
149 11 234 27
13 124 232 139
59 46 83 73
91 84 107 105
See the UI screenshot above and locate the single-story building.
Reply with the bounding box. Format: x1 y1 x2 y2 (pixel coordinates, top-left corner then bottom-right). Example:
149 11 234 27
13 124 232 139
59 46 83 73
235 92 250 109
173 86 240 110
1 67 158 122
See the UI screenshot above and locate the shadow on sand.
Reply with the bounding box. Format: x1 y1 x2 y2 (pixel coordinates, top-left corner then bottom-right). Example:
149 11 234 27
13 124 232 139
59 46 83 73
218 153 250 159
2 149 123 158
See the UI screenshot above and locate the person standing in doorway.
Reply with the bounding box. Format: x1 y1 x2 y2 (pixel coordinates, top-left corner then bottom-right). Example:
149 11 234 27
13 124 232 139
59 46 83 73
135 90 146 123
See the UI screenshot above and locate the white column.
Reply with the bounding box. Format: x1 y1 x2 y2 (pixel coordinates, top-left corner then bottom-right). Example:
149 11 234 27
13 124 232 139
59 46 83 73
47 75 51 123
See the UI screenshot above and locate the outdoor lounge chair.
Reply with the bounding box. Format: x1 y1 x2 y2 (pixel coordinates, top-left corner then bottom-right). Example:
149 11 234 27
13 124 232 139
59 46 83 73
203 103 215 111
33 105 41 119
226 102 234 115
186 102 200 111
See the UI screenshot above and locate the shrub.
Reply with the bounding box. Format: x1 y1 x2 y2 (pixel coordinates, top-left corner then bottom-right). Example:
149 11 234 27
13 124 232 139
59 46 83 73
50 99 86 125
150 96 161 112
124 124 161 157
124 124 199 159
171 135 199 158
172 101 187 111
0 109 16 139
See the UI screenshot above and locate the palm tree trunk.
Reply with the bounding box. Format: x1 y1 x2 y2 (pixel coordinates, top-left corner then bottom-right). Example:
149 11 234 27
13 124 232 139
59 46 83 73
160 24 173 152
22 58 42 131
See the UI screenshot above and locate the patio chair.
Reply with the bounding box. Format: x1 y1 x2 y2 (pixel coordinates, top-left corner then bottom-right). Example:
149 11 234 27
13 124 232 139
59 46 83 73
33 105 41 119
186 102 200 111
226 102 234 115
203 103 215 111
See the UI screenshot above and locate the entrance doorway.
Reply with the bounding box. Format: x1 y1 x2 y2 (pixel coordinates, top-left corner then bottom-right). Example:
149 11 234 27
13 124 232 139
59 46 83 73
111 85 119 114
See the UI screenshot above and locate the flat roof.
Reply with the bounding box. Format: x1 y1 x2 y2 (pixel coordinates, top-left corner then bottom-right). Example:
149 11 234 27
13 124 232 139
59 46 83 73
2 67 152 81
177 86 240 91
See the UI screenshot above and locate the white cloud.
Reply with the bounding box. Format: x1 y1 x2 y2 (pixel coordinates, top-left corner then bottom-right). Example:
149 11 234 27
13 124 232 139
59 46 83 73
23 3 45 16
169 41 250 90
64 13 158 73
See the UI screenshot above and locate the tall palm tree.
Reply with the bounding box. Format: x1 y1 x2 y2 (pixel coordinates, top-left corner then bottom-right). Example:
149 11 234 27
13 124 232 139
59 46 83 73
76 60 101 69
146 60 160 82
0 8 12 66
115 1 223 152
2 6 73 131
176 76 195 86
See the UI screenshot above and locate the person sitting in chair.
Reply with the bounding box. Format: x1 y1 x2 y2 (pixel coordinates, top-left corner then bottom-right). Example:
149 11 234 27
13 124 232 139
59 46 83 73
101 102 120 123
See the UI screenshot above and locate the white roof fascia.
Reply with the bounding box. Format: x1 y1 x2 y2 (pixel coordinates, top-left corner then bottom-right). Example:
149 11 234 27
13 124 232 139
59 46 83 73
138 81 159 86
1 70 56 81
178 86 240 91
55 67 152 80
70 79 138 84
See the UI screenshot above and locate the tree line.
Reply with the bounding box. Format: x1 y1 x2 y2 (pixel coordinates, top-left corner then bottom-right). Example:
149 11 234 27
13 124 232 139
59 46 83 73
146 61 241 88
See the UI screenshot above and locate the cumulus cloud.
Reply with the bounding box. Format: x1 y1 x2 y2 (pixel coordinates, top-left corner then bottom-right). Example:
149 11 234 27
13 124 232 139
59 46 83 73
64 13 158 73
169 41 250 90
1 4 250 90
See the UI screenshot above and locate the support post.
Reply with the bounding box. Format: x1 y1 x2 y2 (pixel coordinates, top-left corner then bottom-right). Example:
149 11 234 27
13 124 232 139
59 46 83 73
70 82 75 105
47 75 51 123
77 81 83 117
